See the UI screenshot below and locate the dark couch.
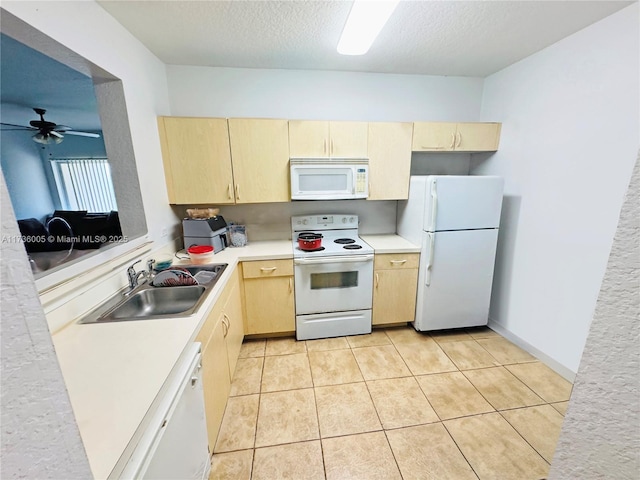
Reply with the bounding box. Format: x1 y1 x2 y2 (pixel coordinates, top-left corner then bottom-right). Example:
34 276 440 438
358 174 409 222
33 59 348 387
18 210 122 252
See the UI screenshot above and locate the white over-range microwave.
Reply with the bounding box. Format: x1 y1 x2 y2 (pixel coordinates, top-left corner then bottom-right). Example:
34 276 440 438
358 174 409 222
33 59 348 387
290 158 369 200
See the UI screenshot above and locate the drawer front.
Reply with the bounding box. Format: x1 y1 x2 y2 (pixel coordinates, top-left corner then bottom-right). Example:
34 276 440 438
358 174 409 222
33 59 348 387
242 259 293 279
374 253 420 270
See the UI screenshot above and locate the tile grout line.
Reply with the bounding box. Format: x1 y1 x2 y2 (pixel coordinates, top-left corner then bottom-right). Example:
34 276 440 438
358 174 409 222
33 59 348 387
420 330 485 479
308 347 329 480
497 409 553 467
353 329 405 479
440 420 482 480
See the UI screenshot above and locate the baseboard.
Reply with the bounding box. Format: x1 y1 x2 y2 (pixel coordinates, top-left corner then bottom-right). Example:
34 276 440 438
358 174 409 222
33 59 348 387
487 318 577 383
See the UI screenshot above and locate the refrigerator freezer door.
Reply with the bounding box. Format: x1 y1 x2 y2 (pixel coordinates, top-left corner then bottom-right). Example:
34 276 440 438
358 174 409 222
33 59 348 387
424 176 504 232
414 229 499 331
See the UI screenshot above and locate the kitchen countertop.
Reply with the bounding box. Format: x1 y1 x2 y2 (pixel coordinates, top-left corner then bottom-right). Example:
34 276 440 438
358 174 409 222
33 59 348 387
361 234 421 253
52 240 292 479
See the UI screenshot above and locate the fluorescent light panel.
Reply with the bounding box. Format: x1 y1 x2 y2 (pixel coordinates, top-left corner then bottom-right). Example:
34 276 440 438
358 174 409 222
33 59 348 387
337 0 400 56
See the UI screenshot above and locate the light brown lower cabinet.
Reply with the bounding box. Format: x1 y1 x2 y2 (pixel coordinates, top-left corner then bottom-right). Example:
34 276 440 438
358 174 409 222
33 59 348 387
222 272 243 378
197 268 244 452
242 259 295 335
372 253 420 326
200 316 230 451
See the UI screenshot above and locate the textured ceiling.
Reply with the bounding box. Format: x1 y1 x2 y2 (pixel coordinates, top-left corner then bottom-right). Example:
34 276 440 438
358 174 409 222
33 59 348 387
97 0 632 76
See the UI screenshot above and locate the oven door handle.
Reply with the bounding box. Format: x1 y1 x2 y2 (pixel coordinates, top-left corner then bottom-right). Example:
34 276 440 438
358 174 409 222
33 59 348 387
294 254 374 265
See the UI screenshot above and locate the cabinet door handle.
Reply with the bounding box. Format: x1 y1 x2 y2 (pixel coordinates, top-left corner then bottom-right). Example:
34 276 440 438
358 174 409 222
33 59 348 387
235 184 240 200
260 266 277 272
449 133 456 149
456 132 462 148
330 138 334 156
228 183 233 200
288 277 292 293
222 315 229 337
390 259 407 266
375 272 379 288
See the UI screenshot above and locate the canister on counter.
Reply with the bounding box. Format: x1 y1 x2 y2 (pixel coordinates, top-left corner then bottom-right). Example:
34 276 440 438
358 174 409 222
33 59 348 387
228 224 247 247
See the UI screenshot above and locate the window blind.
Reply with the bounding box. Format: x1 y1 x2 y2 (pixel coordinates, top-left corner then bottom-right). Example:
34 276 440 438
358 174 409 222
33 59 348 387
50 158 118 212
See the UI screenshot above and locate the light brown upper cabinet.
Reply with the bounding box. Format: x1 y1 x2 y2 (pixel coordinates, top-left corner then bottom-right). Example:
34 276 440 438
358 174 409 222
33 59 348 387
289 120 368 158
367 122 413 200
158 116 235 204
228 118 290 203
412 122 501 152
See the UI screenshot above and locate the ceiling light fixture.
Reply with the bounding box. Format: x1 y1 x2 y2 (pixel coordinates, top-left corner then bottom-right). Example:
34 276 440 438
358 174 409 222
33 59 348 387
337 0 400 56
33 131 63 145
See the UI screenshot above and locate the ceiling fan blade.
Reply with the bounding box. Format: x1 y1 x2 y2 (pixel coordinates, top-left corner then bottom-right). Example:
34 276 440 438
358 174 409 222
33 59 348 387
63 130 101 138
0 122 36 129
50 130 64 138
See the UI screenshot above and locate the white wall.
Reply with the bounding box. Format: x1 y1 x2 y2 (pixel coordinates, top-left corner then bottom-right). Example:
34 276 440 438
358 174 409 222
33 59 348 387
167 66 484 122
471 4 639 374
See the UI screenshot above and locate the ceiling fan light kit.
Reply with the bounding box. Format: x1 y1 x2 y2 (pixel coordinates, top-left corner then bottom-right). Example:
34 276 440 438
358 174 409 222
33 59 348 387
32 131 64 145
337 0 400 56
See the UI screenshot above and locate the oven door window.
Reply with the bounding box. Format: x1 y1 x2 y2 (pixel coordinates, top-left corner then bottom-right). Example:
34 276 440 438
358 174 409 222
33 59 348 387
310 271 358 290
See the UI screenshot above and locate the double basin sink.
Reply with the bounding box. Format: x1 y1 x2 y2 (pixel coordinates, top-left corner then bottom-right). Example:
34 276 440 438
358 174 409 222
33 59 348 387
80 264 228 324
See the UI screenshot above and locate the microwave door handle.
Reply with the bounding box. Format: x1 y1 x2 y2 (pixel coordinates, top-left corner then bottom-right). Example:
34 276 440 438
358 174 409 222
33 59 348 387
294 254 374 265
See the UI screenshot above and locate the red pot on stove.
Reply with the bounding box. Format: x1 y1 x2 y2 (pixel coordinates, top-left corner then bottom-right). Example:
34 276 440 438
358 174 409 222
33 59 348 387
297 232 323 251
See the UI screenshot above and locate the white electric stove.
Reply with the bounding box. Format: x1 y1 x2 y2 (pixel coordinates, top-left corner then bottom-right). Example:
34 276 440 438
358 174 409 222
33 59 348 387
291 214 373 340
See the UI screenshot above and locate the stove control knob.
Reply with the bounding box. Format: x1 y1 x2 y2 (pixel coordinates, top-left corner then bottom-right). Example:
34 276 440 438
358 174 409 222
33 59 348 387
302 219 308 225
342 217 347 224
349 217 355 224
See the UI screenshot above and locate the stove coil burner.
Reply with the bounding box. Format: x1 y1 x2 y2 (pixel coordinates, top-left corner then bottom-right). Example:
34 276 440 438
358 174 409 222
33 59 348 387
343 244 362 250
299 246 325 252
334 238 356 244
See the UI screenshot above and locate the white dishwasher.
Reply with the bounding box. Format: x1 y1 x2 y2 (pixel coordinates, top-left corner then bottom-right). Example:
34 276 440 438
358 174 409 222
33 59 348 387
117 343 211 480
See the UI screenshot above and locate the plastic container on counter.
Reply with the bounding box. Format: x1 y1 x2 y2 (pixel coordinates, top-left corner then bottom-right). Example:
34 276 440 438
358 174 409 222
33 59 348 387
228 224 247 247
153 254 174 271
187 245 215 264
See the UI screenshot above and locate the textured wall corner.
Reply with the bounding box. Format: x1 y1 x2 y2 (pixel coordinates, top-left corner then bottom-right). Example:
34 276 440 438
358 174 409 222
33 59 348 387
0 172 92 479
549 152 640 479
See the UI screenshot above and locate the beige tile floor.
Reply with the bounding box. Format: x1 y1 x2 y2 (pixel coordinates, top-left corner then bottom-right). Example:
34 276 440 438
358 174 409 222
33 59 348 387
210 326 573 480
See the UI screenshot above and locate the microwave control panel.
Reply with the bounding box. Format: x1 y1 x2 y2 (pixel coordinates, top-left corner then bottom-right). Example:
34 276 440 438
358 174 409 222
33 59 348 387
355 168 367 194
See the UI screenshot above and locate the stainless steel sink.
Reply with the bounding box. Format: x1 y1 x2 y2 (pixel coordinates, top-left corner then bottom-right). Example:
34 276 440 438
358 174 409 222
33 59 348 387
80 263 227 324
106 285 206 319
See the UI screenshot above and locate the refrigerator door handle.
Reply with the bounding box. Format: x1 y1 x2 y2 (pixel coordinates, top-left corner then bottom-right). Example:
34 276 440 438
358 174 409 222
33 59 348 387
429 179 438 231
426 232 435 286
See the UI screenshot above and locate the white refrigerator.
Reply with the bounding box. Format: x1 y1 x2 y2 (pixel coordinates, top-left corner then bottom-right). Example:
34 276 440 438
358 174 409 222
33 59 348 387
397 175 504 331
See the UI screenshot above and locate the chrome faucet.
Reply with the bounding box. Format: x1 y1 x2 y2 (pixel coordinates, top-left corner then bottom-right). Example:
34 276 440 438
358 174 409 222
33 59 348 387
127 259 154 290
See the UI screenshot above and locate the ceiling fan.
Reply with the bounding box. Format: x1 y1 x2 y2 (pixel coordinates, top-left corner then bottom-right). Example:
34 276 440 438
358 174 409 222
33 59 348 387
0 107 101 145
